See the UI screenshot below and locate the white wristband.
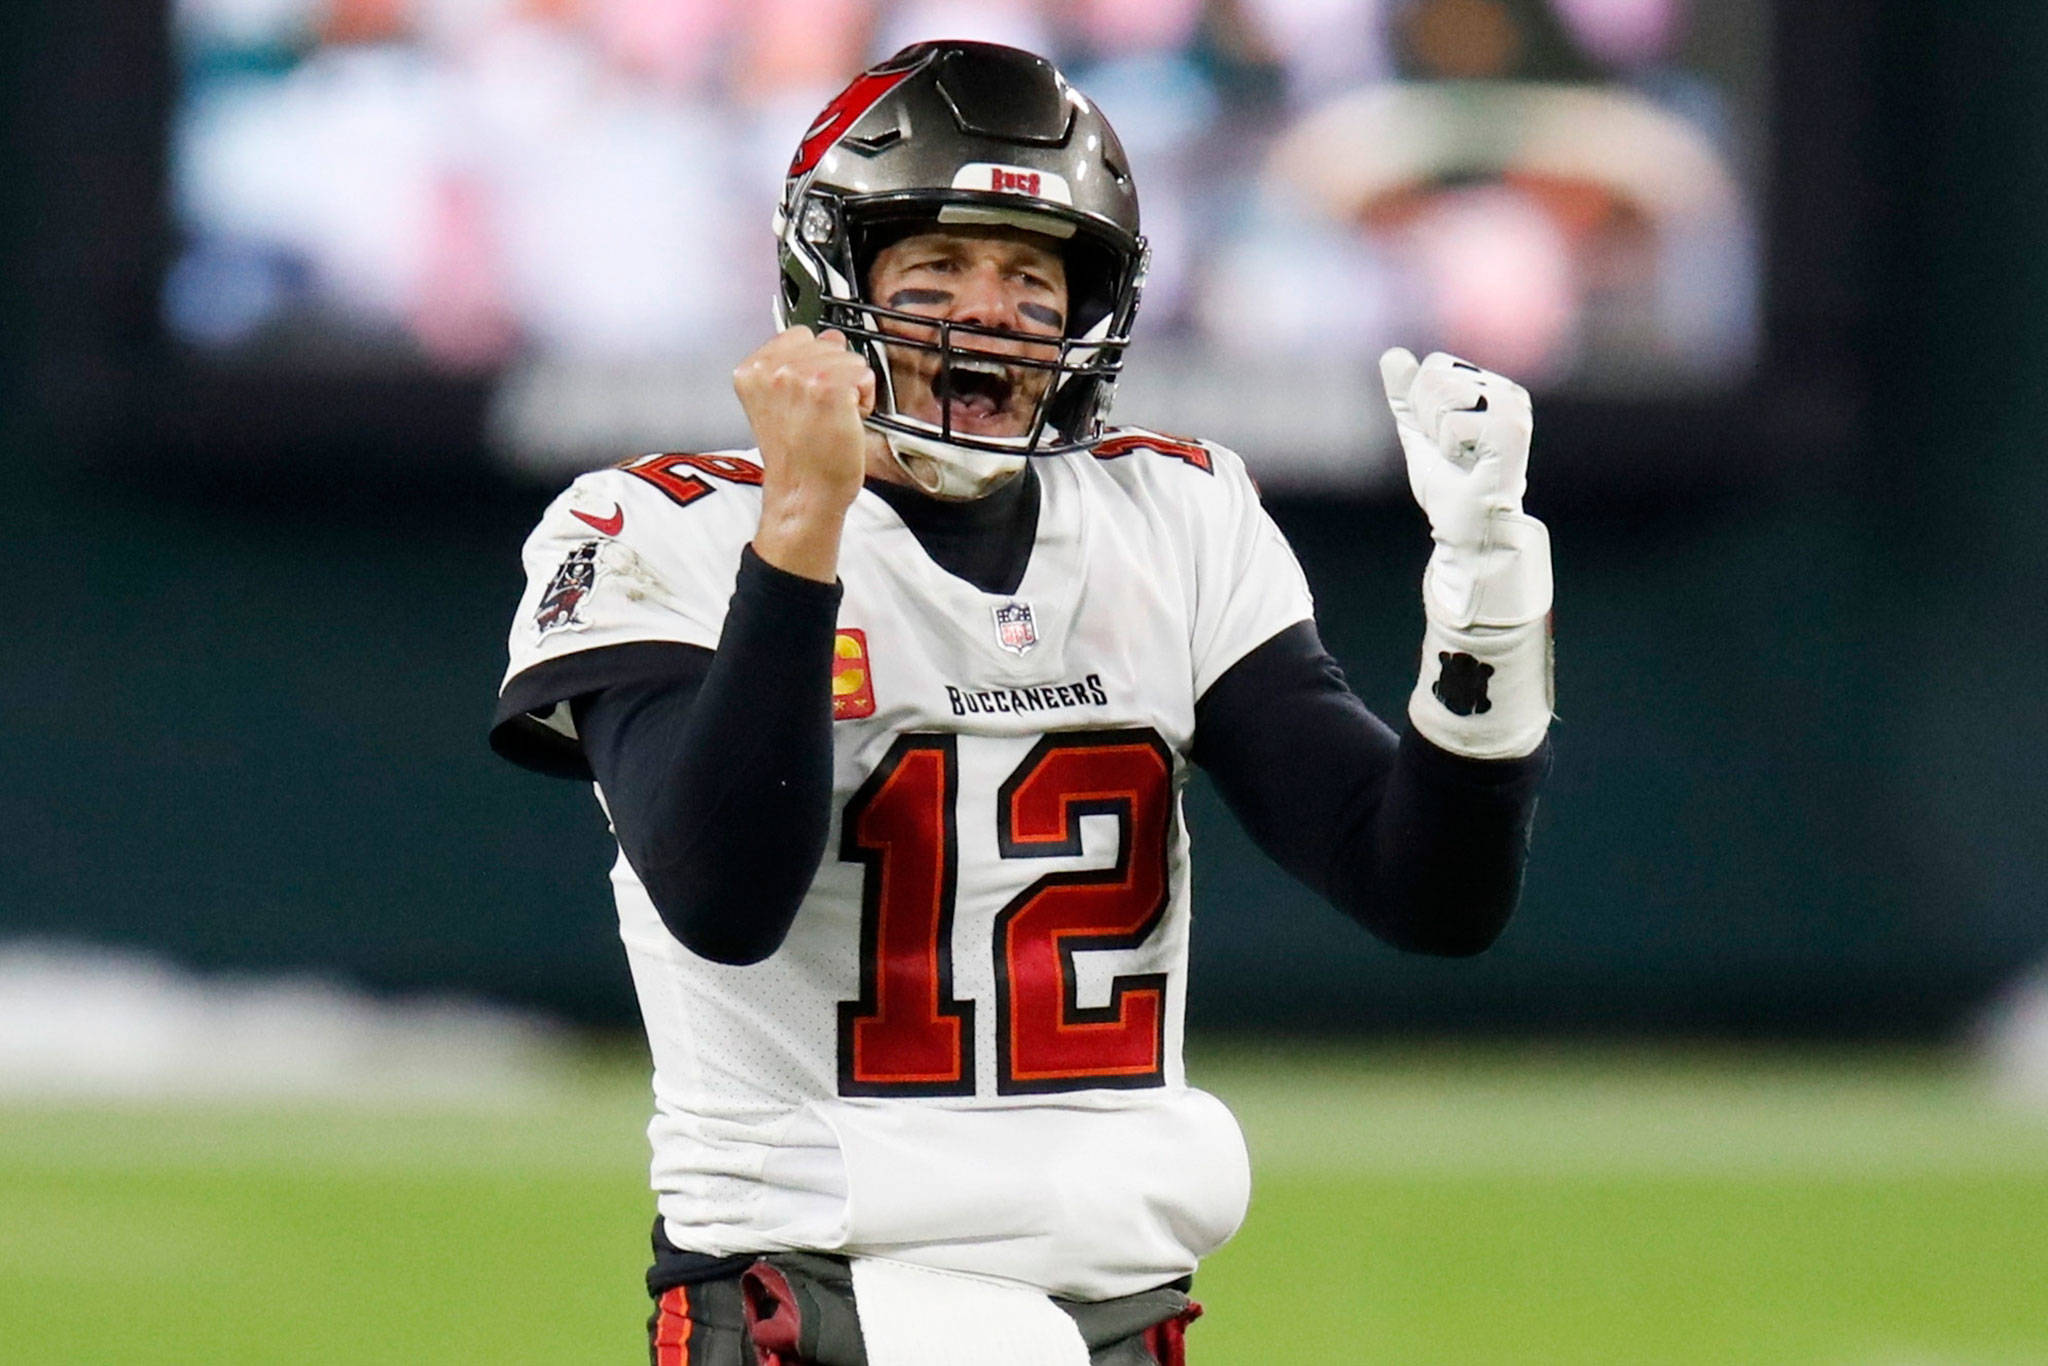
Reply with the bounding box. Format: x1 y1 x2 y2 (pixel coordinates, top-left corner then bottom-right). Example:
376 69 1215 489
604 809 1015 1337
1408 613 1554 760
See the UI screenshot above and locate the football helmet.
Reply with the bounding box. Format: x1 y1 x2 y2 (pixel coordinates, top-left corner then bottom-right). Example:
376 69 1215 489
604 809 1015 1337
774 41 1147 499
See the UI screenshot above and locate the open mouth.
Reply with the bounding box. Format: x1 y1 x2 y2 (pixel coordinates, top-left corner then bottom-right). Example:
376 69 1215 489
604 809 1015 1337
934 356 1017 423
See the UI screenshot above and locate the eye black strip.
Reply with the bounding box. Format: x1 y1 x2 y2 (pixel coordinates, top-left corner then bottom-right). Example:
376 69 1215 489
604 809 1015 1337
887 288 953 308
1018 303 1064 329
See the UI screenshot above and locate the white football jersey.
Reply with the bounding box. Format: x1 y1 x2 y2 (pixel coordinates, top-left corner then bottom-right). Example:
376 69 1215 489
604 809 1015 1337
498 430 1314 1301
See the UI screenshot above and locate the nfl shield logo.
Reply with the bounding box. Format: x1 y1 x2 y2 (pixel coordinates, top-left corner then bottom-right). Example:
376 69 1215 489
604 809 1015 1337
992 600 1038 656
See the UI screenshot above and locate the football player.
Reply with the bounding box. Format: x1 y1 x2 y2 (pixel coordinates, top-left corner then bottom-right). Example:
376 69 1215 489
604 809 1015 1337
492 40 1552 1366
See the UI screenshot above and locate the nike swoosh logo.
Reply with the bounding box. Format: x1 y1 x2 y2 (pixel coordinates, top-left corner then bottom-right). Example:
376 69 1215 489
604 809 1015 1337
572 503 625 537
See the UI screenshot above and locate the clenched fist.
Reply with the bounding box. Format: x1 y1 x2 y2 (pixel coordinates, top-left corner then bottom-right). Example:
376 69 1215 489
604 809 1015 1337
734 326 878 582
1379 347 1550 630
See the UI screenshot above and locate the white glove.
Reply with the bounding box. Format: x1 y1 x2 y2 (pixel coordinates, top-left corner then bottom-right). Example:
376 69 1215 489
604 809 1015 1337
1379 347 1551 629
1380 347 1554 758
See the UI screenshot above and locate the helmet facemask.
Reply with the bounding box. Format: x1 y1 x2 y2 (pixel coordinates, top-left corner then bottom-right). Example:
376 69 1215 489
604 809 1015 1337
778 190 1143 498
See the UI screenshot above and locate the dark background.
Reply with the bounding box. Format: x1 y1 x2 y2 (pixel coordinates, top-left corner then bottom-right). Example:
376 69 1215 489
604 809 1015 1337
1 1 2035 1036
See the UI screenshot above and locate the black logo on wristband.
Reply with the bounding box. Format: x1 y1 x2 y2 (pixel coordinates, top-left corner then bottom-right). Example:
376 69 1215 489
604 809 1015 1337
1433 651 1493 716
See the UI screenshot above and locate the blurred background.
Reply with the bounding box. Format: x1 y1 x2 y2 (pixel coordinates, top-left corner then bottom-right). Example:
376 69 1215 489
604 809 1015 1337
4 0 2047 1360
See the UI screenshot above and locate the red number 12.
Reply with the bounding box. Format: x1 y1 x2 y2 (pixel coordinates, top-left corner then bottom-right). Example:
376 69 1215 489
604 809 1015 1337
837 729 1173 1097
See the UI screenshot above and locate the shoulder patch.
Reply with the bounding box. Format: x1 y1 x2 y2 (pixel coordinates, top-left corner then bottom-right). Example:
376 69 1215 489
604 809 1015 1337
535 541 601 635
1091 430 1213 474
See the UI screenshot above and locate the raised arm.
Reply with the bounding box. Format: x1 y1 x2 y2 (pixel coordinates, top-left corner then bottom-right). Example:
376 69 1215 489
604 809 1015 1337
1194 349 1554 953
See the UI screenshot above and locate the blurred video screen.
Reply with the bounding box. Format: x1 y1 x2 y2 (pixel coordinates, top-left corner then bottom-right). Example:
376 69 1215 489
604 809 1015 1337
169 0 1768 483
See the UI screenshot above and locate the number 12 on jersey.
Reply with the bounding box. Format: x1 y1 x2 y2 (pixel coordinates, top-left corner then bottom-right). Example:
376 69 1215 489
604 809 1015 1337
837 729 1174 1097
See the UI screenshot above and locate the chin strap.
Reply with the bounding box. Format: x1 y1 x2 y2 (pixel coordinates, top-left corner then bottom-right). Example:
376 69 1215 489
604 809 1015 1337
885 430 1030 501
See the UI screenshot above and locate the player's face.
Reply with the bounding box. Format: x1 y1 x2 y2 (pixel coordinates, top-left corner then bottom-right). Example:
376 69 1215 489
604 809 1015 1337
865 227 1069 440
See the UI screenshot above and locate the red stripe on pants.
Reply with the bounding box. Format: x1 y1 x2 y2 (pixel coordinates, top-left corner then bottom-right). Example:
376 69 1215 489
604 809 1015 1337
653 1285 692 1366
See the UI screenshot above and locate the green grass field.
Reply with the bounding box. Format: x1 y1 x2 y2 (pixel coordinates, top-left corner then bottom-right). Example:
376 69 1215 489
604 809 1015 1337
4 1042 2046 1363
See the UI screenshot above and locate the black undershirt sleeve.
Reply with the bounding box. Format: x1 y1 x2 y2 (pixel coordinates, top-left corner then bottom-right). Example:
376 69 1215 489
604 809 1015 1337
1190 620 1549 956
570 546 840 966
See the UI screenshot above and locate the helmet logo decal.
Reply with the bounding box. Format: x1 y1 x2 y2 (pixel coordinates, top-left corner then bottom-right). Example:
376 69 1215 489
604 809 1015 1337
951 162 1074 207
789 69 914 179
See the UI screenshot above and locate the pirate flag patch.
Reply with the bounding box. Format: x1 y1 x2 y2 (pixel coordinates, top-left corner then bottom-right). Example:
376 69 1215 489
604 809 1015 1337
535 541 600 635
1432 650 1493 716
